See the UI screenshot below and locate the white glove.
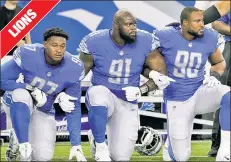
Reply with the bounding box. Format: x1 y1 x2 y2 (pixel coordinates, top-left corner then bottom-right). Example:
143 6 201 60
149 70 175 90
69 146 87 161
203 76 221 87
31 87 47 107
16 73 24 83
55 92 78 113
122 86 141 101
25 84 35 91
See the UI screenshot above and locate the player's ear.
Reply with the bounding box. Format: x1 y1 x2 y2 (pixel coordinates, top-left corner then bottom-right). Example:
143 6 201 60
113 21 119 29
43 41 48 48
183 19 188 26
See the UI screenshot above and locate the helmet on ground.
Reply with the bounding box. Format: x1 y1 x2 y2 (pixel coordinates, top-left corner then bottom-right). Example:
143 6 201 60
135 126 162 156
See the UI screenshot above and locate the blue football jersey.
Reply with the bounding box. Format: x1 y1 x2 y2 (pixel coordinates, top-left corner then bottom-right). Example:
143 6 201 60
12 43 85 112
79 29 155 92
152 27 219 101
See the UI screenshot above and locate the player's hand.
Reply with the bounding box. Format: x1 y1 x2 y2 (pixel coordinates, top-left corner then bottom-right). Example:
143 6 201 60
55 92 78 113
25 84 34 91
31 87 47 107
122 86 141 101
149 70 175 90
69 145 87 161
203 76 221 87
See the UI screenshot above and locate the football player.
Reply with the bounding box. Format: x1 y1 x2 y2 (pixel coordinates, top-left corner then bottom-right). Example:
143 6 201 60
165 1 231 31
1 28 86 161
152 7 230 161
203 1 230 25
78 9 174 161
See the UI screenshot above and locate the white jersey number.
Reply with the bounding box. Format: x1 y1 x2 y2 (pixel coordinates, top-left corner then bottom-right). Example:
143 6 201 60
108 59 132 84
30 76 58 95
173 50 202 78
23 44 36 51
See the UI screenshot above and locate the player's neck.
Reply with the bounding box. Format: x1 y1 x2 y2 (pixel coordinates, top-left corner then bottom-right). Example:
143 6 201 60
4 2 17 10
111 30 126 46
181 29 195 41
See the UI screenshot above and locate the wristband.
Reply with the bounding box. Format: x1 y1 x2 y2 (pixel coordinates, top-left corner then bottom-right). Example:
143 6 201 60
210 71 221 80
139 84 149 95
203 5 221 25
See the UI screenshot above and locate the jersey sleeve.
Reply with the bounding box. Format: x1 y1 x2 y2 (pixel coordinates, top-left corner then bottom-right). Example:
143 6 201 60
137 29 156 56
12 46 24 69
12 44 37 70
1 59 26 91
217 14 229 24
1 45 31 91
79 31 98 55
209 30 220 55
79 34 91 54
151 27 170 52
151 30 161 50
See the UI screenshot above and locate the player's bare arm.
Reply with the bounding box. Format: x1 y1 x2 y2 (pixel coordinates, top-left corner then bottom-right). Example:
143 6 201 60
215 1 230 17
143 49 168 77
79 52 94 75
16 33 32 47
25 33 32 44
129 51 166 96
212 21 231 36
140 48 173 92
203 1 230 25
209 48 226 78
140 49 169 92
16 40 25 47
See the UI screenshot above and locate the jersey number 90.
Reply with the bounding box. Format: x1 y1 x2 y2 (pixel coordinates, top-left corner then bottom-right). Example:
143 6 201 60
173 51 202 78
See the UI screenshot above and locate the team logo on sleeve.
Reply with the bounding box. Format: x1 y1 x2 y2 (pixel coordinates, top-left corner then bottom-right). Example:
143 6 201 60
151 32 160 50
79 39 90 54
79 70 85 81
71 56 83 66
47 72 52 77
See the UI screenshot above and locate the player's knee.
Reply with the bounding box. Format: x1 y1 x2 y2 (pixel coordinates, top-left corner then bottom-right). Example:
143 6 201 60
87 85 111 106
11 88 33 107
174 149 191 161
32 147 54 161
110 143 134 161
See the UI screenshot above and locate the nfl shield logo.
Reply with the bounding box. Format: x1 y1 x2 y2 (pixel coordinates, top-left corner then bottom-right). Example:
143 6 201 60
119 51 124 56
47 72 52 77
